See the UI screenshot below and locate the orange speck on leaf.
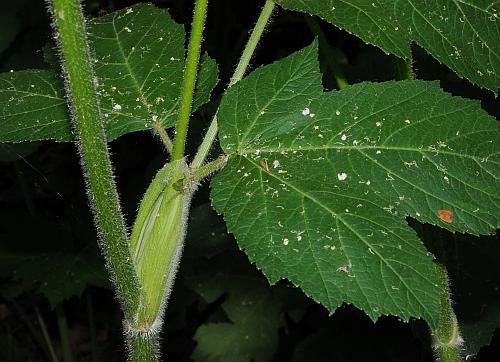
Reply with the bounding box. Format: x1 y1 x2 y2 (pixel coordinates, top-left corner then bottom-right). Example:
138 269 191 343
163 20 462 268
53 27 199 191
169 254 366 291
438 209 453 223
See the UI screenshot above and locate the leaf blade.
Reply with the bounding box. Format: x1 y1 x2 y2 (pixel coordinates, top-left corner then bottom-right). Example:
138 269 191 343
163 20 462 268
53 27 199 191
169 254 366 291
211 42 500 327
277 0 500 92
0 70 71 142
0 4 218 143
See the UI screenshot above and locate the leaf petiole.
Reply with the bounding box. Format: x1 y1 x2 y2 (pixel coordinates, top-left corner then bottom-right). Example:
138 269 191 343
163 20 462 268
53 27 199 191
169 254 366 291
191 0 276 169
153 123 173 154
172 0 209 161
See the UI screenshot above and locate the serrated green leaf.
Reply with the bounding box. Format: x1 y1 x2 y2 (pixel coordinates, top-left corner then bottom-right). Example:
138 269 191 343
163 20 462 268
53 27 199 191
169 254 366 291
0 70 71 142
276 0 500 92
0 3 218 143
0 250 108 308
210 42 500 328
190 275 283 362
89 4 217 140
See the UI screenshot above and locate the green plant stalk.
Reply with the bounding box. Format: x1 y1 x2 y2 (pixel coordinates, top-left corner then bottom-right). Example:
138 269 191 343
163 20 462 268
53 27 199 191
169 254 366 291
172 0 209 161
48 0 140 318
34 306 58 362
85 291 99 362
191 0 276 169
56 305 73 362
432 264 463 362
153 123 173 154
191 154 228 181
128 334 158 362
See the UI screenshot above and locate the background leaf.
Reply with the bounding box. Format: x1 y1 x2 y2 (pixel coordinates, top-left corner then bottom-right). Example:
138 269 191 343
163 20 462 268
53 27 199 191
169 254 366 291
0 70 71 142
189 275 283 362
211 42 500 328
276 0 500 93
0 3 218 143
0 249 108 308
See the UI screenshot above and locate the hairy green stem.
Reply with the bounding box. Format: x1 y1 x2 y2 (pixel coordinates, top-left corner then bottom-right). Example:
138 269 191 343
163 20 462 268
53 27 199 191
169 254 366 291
229 0 275 86
304 15 348 90
48 0 140 318
172 0 209 161
127 332 159 362
191 0 276 169
153 123 173 154
432 264 462 362
191 154 228 181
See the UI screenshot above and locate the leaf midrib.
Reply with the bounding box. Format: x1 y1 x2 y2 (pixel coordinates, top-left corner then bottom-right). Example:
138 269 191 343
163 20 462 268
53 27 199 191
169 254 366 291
237 144 499 165
110 10 160 118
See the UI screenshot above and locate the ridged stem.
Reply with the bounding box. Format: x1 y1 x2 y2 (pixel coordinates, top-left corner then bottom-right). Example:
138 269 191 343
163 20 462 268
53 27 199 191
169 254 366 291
432 264 463 362
191 0 276 169
48 0 140 318
172 0 209 161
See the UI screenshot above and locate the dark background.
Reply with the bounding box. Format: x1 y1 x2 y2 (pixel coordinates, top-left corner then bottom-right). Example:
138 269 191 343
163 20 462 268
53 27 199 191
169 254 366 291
0 0 499 361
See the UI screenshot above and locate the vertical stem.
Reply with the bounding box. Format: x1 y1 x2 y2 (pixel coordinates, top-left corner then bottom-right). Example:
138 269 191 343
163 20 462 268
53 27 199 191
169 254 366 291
55 304 73 362
229 0 275 87
127 332 160 362
34 306 58 362
48 0 141 319
86 290 99 362
172 0 209 161
432 264 462 362
191 0 275 169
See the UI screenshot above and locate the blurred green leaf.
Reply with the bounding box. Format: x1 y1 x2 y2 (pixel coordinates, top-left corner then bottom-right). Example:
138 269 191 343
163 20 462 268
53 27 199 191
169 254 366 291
0 249 109 308
190 275 283 362
461 302 500 357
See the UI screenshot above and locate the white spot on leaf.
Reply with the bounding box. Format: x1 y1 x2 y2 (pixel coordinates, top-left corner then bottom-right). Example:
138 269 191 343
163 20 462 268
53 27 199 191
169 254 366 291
337 172 348 181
